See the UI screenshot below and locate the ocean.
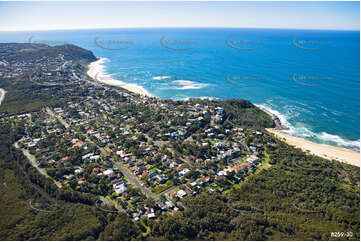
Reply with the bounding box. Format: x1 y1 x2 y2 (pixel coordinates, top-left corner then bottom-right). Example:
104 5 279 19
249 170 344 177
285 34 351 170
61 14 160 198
0 28 359 151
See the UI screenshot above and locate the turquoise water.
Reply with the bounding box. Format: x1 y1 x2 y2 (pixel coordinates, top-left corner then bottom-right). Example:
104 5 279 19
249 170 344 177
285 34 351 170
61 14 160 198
0 28 359 151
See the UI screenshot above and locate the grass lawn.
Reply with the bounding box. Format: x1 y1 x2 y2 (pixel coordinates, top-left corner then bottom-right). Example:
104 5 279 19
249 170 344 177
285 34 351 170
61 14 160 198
151 181 174 194
140 219 151 237
149 167 158 173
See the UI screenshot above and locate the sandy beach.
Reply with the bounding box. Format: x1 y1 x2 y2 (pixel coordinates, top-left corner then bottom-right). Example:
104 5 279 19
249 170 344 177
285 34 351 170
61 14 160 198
87 58 152 97
87 58 360 167
266 128 360 167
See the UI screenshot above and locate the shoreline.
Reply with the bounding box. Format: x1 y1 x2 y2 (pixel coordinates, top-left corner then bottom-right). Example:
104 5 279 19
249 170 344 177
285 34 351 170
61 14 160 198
266 128 360 167
258 104 360 167
86 58 360 167
87 58 152 97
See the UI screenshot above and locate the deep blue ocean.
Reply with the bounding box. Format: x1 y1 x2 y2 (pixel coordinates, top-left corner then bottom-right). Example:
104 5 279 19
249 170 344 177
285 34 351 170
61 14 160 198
0 28 359 151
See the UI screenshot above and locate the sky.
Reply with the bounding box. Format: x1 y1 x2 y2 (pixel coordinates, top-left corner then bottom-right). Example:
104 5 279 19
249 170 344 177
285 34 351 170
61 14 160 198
0 1 359 31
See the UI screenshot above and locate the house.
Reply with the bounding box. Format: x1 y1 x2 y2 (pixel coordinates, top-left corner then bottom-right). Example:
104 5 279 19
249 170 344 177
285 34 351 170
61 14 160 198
103 169 114 176
93 167 106 174
250 146 257 152
215 107 224 114
61 156 69 161
64 174 74 180
217 170 227 176
73 141 84 148
179 168 190 176
177 189 187 198
89 155 100 161
149 172 157 179
164 200 174 208
74 168 83 174
113 182 127 194
82 153 94 160
246 155 259 164
228 163 252 174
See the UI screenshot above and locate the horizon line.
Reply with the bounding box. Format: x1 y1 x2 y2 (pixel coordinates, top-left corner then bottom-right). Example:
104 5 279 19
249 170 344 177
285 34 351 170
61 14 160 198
0 26 360 32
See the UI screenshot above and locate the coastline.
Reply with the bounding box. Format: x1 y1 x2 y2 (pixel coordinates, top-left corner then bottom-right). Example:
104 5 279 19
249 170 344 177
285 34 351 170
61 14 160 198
258 104 360 167
87 58 360 167
87 58 152 97
266 128 360 167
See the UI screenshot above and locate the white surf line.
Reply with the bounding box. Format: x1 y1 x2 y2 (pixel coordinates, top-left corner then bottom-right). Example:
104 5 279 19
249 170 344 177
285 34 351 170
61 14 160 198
0 88 5 106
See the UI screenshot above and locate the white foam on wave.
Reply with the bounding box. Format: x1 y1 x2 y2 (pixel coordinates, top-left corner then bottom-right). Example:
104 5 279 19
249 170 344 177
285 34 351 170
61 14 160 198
256 103 360 151
87 57 109 79
316 132 360 149
152 76 171 80
176 96 219 101
166 80 209 90
256 104 293 129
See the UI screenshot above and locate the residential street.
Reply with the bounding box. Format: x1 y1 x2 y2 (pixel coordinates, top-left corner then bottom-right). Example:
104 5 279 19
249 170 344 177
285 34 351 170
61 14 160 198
14 141 62 188
111 159 177 199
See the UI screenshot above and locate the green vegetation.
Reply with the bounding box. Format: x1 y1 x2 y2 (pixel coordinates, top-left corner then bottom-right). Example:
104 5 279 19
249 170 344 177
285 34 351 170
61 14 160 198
0 97 140 241
0 43 359 241
147 139 360 240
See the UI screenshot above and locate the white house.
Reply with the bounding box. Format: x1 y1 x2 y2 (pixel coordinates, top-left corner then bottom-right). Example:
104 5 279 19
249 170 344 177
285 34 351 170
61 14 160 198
113 182 127 194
